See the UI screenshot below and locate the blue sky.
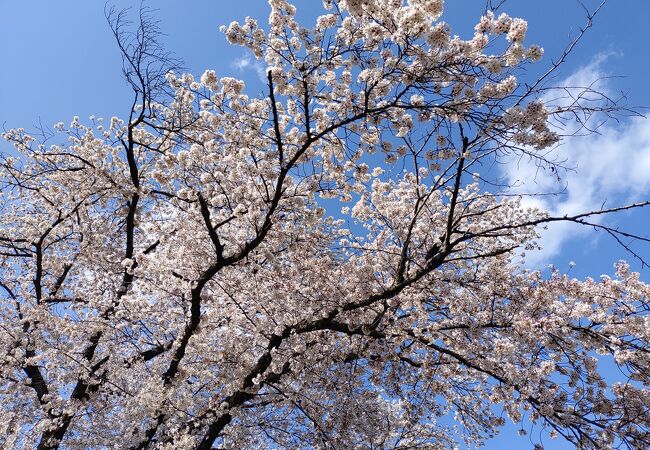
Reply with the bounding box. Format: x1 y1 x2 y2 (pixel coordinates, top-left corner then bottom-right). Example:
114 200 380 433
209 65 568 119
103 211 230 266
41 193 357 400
2 1 649 448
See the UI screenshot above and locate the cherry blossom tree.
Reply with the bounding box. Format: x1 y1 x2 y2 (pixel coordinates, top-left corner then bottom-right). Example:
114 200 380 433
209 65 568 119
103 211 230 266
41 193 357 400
1 1 648 449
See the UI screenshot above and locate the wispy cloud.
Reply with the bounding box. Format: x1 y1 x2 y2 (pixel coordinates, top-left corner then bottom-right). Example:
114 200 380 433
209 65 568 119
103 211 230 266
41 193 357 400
502 57 650 266
231 54 267 82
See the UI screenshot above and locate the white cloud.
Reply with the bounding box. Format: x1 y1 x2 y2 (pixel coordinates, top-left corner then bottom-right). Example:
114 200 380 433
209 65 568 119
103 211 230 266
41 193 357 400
231 54 267 82
502 58 650 266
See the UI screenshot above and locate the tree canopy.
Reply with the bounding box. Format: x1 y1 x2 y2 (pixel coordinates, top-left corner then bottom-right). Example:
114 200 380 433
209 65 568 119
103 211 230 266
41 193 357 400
0 1 648 449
